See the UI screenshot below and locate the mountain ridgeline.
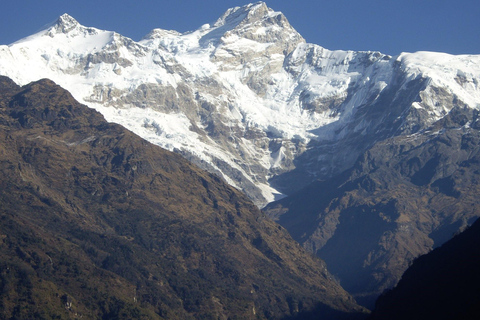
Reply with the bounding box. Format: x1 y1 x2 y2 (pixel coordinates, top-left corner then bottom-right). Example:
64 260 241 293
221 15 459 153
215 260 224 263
1 2 479 207
0 76 367 319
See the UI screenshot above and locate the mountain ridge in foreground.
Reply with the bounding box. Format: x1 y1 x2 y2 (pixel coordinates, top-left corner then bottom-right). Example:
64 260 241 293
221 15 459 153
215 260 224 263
0 76 367 319
370 216 480 320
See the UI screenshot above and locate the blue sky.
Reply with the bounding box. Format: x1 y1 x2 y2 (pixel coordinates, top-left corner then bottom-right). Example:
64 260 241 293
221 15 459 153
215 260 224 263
0 0 478 56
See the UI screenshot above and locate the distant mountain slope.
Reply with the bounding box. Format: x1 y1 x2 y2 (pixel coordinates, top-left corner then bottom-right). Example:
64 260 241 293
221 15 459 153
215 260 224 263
370 216 480 320
264 104 480 307
0 2 478 206
0 76 367 319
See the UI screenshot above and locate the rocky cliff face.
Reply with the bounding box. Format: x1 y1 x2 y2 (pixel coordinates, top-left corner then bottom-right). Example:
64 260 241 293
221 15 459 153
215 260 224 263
1 3 478 207
0 76 367 319
265 105 480 307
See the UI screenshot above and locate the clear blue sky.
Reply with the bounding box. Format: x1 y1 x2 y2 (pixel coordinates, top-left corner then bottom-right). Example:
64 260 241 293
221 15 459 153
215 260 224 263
0 0 478 56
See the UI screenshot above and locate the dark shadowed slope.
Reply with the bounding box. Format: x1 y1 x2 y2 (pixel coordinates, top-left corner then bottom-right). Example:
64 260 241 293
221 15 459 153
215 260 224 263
370 216 480 320
0 76 367 319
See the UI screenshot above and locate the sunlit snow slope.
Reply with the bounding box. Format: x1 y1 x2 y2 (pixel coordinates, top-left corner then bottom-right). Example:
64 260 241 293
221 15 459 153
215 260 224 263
1 2 479 206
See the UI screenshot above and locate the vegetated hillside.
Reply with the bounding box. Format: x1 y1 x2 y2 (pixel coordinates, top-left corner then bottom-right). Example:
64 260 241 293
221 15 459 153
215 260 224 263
369 216 480 320
0 76 367 319
264 105 480 308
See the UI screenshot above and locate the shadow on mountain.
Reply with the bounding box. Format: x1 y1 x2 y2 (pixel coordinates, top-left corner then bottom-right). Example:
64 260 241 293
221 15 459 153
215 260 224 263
266 104 480 310
270 73 431 196
370 216 480 319
280 301 369 320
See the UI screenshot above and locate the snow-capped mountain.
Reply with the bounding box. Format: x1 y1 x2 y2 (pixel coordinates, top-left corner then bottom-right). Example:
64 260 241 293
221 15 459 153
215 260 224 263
1 2 479 206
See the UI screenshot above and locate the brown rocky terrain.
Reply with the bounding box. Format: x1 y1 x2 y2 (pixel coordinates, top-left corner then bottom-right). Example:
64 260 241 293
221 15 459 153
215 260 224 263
0 76 367 319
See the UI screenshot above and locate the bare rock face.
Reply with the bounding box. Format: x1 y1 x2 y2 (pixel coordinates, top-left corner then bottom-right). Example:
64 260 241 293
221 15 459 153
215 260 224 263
0 76 367 319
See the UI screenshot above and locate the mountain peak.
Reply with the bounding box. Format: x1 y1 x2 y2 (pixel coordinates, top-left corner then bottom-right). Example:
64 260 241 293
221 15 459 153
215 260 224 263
207 2 304 50
52 13 80 33
213 2 280 29
42 13 101 39
242 1 271 18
